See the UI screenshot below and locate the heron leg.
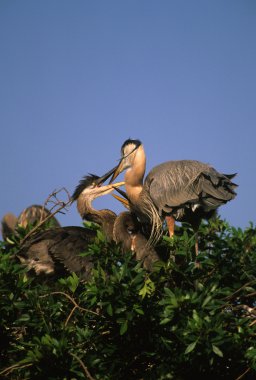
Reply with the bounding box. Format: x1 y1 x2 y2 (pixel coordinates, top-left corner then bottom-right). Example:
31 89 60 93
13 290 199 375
130 235 136 252
193 226 202 268
165 216 175 237
195 230 199 256
192 222 200 257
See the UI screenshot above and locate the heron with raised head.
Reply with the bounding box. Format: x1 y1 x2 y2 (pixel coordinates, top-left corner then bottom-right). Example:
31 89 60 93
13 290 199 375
110 139 238 254
17 170 159 278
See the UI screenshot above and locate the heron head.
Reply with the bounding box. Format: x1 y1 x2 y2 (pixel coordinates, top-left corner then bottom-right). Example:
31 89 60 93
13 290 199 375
113 211 141 251
1 212 18 240
110 139 142 182
72 167 124 202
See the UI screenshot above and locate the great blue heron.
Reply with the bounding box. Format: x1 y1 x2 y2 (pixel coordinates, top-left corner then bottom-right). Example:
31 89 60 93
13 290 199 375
1 205 60 241
73 172 159 270
113 211 159 271
1 213 17 241
110 139 238 254
17 171 159 278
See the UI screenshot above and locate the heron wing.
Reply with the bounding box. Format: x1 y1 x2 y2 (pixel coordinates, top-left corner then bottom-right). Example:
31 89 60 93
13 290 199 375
49 228 94 276
144 160 237 215
18 227 95 279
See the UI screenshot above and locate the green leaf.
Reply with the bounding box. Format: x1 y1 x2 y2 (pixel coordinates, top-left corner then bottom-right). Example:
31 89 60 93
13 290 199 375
202 295 212 308
9 292 14 300
185 341 197 354
120 320 128 335
96 229 106 242
160 318 172 325
139 278 155 299
17 314 30 322
133 305 144 315
6 237 15 245
212 344 223 357
68 272 79 293
107 303 113 316
139 285 148 299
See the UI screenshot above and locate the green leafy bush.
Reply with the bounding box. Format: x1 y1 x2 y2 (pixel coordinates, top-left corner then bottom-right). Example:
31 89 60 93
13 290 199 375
1 218 256 379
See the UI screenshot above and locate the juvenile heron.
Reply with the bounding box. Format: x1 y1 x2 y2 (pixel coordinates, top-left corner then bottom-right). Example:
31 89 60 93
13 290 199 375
110 139 238 254
1 213 17 241
1 205 60 241
18 204 61 229
113 211 159 271
17 171 158 278
73 172 159 270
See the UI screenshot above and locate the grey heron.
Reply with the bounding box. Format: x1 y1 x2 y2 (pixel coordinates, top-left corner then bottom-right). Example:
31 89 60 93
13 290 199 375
110 139 237 255
1 205 60 241
17 170 159 278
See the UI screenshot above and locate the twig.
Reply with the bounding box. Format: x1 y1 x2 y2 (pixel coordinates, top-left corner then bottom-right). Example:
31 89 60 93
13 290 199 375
235 366 251 380
0 362 33 376
65 305 77 327
43 187 72 214
223 281 256 301
244 291 256 298
20 188 72 245
71 353 96 380
39 291 99 326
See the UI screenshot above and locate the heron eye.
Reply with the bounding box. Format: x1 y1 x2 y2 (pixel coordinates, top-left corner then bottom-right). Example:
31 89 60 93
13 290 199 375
34 257 40 262
127 226 135 234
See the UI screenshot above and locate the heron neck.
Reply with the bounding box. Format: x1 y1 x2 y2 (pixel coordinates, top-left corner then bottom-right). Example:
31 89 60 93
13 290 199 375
77 196 116 239
77 196 95 220
125 182 143 204
124 145 146 203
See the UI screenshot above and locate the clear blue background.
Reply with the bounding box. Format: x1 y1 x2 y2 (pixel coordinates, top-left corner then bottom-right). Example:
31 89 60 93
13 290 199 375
1 0 255 237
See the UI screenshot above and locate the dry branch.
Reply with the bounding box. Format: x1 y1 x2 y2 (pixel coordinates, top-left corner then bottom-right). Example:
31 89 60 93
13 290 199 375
71 353 96 380
39 291 99 326
20 187 72 245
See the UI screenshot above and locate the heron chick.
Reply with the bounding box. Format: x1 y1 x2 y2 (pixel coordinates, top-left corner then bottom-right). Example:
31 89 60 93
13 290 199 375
17 168 159 278
110 139 238 254
1 205 60 242
73 170 159 270
17 169 124 279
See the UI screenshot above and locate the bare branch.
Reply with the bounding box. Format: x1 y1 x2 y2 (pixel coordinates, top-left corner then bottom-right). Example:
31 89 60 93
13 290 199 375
71 353 96 380
20 188 72 245
243 291 256 298
235 367 252 380
0 363 33 377
39 291 100 326
65 305 77 327
223 281 256 301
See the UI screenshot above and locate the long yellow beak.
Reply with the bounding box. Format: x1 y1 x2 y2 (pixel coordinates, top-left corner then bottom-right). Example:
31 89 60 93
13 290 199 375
99 181 125 192
109 159 124 183
112 193 130 209
112 181 125 188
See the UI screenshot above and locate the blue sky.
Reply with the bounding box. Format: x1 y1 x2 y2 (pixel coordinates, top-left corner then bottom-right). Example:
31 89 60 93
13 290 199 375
0 1 255 237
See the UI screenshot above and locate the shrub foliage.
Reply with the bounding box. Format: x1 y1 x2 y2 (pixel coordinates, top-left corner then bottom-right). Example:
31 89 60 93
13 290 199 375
1 218 256 379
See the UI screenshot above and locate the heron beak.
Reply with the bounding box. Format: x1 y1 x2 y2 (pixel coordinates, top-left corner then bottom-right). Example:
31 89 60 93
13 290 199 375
94 181 124 197
112 187 130 209
113 187 129 200
93 167 124 196
112 194 130 209
109 158 125 183
95 165 120 186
